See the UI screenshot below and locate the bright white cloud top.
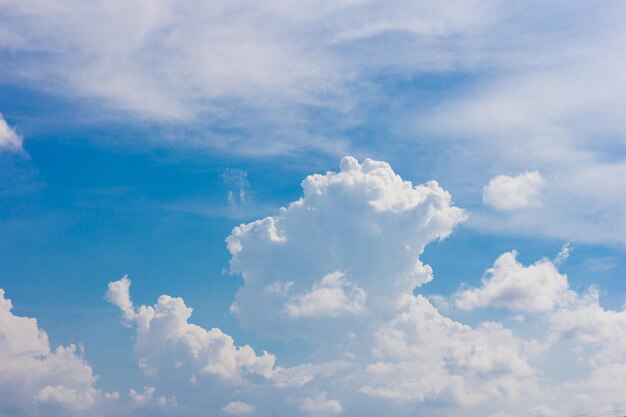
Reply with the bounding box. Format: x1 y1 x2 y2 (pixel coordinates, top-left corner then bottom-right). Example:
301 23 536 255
226 156 466 337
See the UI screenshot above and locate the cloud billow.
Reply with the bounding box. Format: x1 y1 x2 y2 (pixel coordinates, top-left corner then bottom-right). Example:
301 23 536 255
226 156 467 338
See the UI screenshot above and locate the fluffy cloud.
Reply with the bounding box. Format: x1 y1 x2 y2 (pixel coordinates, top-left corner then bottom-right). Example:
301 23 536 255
223 157 546 411
0 288 111 416
482 172 545 210
227 156 466 338
0 113 22 152
550 288 626 347
454 250 573 313
451 246 626 372
298 392 343 416
106 276 276 383
549 288 626 368
284 271 367 319
222 401 255 415
361 295 536 406
452 247 626 369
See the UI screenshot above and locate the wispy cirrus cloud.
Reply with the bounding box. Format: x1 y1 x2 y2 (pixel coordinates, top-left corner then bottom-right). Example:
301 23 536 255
0 113 22 152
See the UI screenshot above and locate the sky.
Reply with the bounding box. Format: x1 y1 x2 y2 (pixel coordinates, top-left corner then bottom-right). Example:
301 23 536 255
1 1 626 416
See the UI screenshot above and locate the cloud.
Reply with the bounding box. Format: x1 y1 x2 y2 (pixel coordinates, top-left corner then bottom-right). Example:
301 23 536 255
2 1 625 254
223 168 251 208
451 243 626 371
360 294 536 406
554 243 571 266
105 275 135 324
451 247 626 409
0 0 536 156
128 386 175 408
0 0 500 119
226 156 466 338
550 287 626 359
0 113 22 152
223 156 543 409
106 276 276 383
411 9 626 246
221 157 626 415
223 401 255 415
0 288 112 416
0 157 612 417
482 172 545 210
284 271 367 319
298 392 343 416
454 250 573 313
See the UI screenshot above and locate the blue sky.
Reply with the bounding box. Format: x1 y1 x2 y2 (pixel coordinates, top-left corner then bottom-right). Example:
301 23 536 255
1 1 626 417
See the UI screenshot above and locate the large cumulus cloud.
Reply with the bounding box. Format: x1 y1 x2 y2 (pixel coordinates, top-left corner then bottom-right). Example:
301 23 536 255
227 156 466 339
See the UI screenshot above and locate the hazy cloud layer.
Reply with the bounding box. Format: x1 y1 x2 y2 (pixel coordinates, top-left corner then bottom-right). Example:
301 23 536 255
2 1 625 247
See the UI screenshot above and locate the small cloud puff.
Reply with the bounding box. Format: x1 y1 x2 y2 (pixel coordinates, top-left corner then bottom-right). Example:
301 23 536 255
222 401 256 414
298 392 343 416
0 113 23 152
483 171 545 210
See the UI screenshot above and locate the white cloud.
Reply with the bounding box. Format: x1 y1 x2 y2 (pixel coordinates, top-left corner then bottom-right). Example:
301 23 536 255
224 157 545 410
298 392 343 416
2 1 625 254
106 276 276 382
360 294 536 406
413 10 626 246
128 386 155 405
226 156 466 338
554 243 571 266
223 401 256 415
223 168 251 208
0 288 112 416
483 172 545 210
284 271 367 318
0 1 625 253
451 245 626 373
450 247 626 413
550 288 626 355
128 386 175 408
454 250 573 313
0 113 22 152
0 0 500 122
105 275 135 324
